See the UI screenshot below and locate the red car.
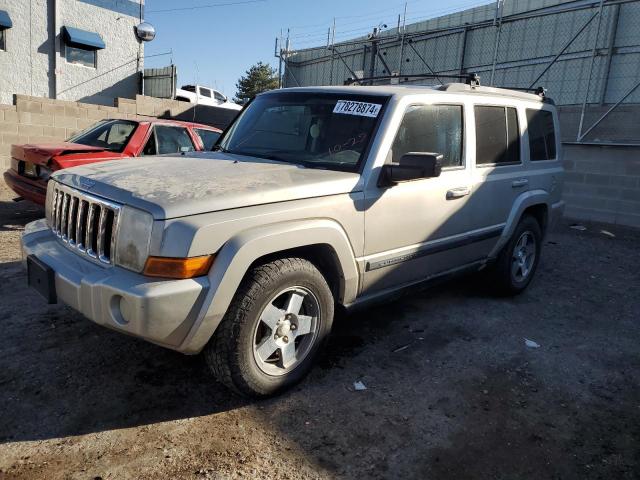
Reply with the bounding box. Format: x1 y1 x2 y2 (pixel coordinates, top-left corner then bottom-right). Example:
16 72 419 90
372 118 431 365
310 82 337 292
4 118 222 205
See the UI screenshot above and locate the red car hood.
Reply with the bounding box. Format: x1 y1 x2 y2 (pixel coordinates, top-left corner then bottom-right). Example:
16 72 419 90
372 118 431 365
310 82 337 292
10 143 114 168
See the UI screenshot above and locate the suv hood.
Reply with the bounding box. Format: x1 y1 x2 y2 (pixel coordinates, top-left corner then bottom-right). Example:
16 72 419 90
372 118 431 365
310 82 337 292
52 152 361 219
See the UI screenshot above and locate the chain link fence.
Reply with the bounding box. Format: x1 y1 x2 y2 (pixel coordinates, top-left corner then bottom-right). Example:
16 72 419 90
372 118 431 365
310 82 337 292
280 0 640 144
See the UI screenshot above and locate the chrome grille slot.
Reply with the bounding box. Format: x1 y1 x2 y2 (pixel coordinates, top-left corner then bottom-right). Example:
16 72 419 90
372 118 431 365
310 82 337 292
49 184 121 265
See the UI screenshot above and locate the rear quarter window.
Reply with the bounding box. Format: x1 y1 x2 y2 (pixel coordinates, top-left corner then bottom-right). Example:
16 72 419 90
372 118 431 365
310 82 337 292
526 109 556 161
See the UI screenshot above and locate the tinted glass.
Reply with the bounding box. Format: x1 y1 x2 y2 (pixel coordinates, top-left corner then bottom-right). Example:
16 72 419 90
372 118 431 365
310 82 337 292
200 88 212 98
475 106 520 165
506 107 520 164
66 45 96 68
391 104 463 167
526 109 556 160
154 126 195 154
196 128 221 150
68 120 138 152
218 92 389 172
0 30 5 51
142 132 156 155
214 91 226 102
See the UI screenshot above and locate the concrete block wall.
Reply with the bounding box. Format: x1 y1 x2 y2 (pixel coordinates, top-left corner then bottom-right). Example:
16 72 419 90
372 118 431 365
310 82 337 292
563 144 640 228
0 95 144 170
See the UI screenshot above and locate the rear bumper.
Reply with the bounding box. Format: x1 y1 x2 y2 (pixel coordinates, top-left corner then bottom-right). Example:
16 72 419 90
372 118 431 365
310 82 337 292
22 219 209 352
4 170 47 205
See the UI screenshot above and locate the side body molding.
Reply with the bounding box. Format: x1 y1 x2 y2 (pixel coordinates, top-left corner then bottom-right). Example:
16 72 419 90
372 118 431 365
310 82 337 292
488 189 550 259
180 219 360 353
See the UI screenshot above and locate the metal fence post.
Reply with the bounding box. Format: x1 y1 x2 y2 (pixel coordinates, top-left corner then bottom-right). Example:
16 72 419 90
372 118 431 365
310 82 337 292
600 3 620 105
577 0 605 142
490 0 504 86
397 3 407 76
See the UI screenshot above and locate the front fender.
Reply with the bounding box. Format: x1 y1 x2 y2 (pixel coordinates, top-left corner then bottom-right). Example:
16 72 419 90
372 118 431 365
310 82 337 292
179 219 359 353
488 189 550 259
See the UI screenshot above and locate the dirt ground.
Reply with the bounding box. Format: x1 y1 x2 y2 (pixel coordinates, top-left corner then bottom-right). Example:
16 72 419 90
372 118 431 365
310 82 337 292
0 180 639 480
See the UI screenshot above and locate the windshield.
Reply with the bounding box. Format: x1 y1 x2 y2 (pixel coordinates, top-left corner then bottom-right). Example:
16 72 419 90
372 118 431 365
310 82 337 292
217 92 389 171
67 120 138 152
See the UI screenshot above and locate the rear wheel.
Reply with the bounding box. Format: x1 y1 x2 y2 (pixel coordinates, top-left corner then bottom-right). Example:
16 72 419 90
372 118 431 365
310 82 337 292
488 215 542 295
204 258 334 397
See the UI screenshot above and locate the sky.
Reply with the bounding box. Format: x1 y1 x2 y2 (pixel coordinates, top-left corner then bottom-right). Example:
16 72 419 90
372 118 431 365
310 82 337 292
143 0 492 98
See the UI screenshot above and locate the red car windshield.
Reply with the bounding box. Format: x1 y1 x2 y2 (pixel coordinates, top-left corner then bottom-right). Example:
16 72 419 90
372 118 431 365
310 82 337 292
67 120 139 152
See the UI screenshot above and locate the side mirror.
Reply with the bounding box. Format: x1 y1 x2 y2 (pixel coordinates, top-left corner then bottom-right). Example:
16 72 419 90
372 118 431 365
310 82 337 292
379 152 443 187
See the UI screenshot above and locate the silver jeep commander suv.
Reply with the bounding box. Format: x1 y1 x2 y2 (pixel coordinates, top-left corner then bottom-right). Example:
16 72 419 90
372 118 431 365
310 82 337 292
22 81 564 397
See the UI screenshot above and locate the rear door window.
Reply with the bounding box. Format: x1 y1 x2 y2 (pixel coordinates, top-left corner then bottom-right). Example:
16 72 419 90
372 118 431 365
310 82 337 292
526 109 556 160
155 126 195 154
195 128 221 150
474 106 521 166
142 125 196 155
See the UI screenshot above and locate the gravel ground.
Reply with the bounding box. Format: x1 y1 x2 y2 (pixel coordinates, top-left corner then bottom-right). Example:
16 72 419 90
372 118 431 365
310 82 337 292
0 181 639 480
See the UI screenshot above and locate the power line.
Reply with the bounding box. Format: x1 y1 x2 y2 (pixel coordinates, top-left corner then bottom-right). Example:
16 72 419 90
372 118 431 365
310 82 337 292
147 0 267 14
287 0 492 48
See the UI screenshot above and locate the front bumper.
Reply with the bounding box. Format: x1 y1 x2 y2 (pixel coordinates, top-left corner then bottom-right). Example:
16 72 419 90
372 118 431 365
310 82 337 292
22 219 209 352
4 170 47 205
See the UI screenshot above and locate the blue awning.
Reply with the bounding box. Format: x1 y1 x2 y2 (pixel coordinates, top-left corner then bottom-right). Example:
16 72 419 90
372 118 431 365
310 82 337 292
0 10 12 29
62 26 105 50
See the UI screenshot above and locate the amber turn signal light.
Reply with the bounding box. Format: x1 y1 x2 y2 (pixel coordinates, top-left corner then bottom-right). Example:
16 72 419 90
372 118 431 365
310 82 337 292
143 255 215 279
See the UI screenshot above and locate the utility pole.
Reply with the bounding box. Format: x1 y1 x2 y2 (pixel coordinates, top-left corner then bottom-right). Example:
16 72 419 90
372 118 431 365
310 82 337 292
368 24 387 84
368 27 379 82
275 35 282 88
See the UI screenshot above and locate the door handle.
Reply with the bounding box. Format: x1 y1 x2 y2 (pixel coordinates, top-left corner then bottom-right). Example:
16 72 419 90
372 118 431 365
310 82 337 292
512 178 529 188
446 187 471 200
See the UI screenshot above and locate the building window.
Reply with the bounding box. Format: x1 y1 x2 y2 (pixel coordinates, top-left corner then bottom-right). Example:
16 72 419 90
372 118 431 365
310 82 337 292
0 9 13 51
66 45 96 68
474 105 521 166
62 26 105 69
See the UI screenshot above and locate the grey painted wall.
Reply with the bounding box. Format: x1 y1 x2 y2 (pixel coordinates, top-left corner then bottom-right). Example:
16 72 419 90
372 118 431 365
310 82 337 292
0 0 143 106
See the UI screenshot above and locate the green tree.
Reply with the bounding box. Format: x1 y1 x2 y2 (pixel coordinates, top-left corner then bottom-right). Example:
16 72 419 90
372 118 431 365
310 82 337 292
233 62 279 104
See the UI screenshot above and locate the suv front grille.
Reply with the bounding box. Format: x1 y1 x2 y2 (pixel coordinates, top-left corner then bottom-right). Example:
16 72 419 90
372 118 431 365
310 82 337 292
50 184 121 265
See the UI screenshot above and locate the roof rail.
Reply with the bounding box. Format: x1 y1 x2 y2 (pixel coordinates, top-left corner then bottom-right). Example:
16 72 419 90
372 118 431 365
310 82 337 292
344 72 481 87
500 86 547 98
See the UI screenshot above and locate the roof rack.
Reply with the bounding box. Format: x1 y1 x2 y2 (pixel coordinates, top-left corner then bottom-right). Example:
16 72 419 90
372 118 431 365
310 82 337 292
344 72 481 87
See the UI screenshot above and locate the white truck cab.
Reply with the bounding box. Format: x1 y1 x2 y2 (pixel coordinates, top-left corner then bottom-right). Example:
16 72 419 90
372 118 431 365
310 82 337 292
175 84 242 111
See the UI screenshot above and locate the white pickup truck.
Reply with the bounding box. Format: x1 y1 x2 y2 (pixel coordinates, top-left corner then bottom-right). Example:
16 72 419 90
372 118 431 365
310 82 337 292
175 84 242 111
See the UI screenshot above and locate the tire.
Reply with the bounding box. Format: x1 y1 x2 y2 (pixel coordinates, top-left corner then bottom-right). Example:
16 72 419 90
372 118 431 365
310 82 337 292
488 215 542 296
204 257 334 397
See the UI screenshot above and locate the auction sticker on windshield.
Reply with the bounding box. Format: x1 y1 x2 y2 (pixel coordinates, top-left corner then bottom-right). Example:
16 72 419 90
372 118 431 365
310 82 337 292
333 100 382 118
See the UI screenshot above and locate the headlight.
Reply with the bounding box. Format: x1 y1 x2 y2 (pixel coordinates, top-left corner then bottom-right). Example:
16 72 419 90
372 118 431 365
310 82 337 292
114 206 154 272
39 166 53 181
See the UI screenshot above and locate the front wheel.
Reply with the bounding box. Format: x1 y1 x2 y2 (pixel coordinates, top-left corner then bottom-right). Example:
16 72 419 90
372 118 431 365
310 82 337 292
204 258 334 397
488 215 542 296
